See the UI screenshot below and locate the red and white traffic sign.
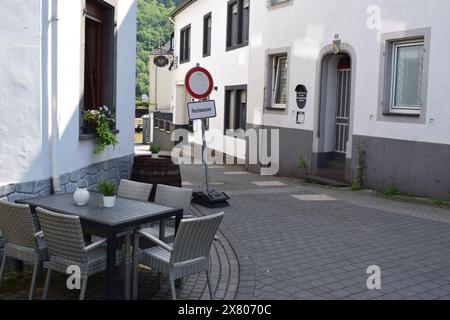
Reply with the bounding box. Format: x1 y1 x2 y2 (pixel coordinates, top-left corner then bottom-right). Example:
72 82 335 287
185 66 214 100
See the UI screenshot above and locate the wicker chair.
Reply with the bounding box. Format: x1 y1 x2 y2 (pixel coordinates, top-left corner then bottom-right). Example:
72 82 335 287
0 201 47 300
37 208 123 300
117 179 153 202
142 184 193 243
133 212 224 300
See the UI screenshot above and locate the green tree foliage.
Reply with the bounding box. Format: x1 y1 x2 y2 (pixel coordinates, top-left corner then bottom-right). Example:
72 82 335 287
136 0 179 99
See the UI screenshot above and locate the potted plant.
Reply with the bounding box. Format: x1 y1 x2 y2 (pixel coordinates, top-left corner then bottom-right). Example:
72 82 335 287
97 180 117 208
150 144 162 158
84 106 118 154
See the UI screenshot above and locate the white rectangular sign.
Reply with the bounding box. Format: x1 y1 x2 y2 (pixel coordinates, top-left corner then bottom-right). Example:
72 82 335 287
187 100 217 121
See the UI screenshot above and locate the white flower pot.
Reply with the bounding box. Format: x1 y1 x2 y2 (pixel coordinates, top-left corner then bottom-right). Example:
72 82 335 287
103 195 116 208
74 188 90 206
151 153 159 159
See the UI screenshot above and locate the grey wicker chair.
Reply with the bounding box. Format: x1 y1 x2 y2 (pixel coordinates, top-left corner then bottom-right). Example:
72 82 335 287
141 184 193 243
118 179 153 202
37 208 123 300
133 212 224 300
0 201 47 300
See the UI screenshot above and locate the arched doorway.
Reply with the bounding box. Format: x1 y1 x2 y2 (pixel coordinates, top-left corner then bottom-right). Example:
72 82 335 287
315 52 353 182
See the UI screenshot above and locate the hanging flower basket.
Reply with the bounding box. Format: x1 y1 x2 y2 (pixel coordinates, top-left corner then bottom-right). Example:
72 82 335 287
84 106 118 154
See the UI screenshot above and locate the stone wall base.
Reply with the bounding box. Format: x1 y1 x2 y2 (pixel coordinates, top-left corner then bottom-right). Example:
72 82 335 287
0 154 134 252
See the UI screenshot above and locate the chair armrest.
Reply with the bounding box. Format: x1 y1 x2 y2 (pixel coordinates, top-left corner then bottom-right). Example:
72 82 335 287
167 214 192 221
137 230 173 252
84 238 107 252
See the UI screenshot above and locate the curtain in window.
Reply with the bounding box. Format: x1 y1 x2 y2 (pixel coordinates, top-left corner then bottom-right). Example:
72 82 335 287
231 4 238 46
274 57 288 105
394 44 423 108
84 18 102 109
242 0 250 43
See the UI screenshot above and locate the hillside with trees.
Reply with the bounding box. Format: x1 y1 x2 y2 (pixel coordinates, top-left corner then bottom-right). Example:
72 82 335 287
136 0 180 100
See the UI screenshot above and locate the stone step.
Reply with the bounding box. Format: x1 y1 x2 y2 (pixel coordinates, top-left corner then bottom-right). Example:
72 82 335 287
326 159 346 171
304 174 350 187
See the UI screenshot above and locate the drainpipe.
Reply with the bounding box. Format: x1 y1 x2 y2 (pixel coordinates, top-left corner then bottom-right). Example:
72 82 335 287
168 16 175 116
49 0 60 192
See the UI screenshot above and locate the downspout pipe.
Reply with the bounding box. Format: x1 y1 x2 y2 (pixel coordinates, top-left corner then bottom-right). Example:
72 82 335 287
49 0 60 193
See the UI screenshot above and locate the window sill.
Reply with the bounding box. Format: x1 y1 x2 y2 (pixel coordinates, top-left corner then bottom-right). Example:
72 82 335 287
226 42 249 52
79 129 120 141
382 111 420 117
267 0 293 10
265 106 287 111
180 59 190 65
203 52 211 58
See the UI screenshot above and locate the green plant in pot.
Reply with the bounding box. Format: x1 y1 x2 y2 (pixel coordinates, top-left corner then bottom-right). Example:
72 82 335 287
97 180 117 208
150 144 162 158
84 106 118 154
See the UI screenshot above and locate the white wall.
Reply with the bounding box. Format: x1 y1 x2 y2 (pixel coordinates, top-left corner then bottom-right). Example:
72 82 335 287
149 54 173 111
56 0 136 175
0 0 45 185
173 0 248 158
248 0 450 146
0 0 137 186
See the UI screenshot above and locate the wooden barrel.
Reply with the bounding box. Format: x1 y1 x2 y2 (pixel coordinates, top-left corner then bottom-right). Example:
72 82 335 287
131 155 182 188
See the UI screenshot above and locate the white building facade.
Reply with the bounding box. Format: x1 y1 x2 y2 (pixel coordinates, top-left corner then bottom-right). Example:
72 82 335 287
172 0 450 199
171 0 249 160
0 0 137 201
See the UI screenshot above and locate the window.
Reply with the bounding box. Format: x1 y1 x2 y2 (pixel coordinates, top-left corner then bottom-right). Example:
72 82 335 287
82 0 116 134
226 0 250 51
203 13 212 57
180 24 191 64
266 53 288 109
389 40 424 111
225 86 247 132
378 29 431 121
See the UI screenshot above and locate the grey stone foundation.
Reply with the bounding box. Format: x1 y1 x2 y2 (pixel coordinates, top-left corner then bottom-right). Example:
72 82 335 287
0 154 134 253
351 135 450 200
244 124 313 178
0 154 134 202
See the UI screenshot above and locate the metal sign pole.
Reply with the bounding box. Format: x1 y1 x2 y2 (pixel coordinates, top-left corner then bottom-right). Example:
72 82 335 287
201 117 211 195
186 64 229 208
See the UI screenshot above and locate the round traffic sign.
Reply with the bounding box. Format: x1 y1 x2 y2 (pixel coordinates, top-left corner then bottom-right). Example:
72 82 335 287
185 67 214 100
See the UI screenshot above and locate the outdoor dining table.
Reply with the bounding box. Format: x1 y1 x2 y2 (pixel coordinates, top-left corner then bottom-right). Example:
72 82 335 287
17 192 183 300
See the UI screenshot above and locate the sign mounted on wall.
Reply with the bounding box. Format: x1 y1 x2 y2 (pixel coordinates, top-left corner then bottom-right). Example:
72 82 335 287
295 85 308 109
185 66 214 100
296 111 305 125
154 55 169 68
187 100 217 121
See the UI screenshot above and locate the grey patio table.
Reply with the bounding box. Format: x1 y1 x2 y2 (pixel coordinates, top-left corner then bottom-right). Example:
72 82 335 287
17 192 183 300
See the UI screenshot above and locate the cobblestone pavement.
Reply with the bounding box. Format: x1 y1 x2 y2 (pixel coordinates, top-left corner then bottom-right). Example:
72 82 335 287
182 164 450 300
2 164 450 300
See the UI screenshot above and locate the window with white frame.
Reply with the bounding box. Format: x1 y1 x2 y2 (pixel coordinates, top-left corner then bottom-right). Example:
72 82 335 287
266 54 288 109
381 36 427 115
389 39 424 112
378 29 430 122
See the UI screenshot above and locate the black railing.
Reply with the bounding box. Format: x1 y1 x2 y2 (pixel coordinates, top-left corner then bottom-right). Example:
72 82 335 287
154 112 173 133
